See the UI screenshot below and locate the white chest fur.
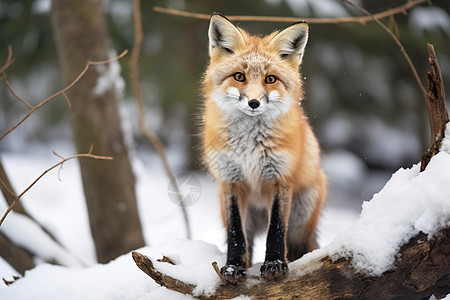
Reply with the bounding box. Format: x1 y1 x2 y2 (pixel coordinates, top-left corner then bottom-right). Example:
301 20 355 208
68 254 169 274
207 114 290 188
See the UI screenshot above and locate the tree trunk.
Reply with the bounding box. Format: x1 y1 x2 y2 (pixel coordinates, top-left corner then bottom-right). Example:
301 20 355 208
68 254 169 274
50 0 145 263
0 158 26 214
0 158 35 274
0 233 35 276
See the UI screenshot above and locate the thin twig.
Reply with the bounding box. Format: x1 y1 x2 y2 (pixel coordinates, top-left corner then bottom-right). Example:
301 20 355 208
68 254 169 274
153 0 427 24
0 46 32 108
340 0 427 101
62 92 72 109
131 0 191 239
212 261 228 285
0 149 113 226
4 79 33 109
0 45 15 74
0 50 128 142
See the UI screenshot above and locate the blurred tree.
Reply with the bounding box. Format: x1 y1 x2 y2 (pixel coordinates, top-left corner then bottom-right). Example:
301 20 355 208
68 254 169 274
50 0 145 263
0 158 35 275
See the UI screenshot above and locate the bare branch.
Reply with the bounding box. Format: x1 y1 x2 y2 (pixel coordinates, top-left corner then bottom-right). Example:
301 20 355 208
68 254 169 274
62 92 72 109
0 150 113 226
131 0 191 239
0 49 128 142
340 0 427 102
4 79 33 109
0 45 15 74
153 0 427 24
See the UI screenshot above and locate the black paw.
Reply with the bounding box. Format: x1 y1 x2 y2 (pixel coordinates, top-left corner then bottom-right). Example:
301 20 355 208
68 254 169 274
220 264 246 284
260 259 288 280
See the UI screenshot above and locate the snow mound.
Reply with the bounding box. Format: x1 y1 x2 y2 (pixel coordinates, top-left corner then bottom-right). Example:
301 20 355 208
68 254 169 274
0 239 224 300
325 122 450 276
149 239 225 295
1 212 83 267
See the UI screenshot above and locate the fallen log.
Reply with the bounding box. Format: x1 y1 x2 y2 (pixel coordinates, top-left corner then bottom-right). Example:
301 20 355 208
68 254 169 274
133 227 450 299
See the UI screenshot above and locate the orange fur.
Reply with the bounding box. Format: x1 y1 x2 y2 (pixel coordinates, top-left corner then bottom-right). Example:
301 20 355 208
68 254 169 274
201 14 327 276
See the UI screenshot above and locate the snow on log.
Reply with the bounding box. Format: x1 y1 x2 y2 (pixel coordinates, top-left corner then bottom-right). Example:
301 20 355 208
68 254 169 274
133 228 450 299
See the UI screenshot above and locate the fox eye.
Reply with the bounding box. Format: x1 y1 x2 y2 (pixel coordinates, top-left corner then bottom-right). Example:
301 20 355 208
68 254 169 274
265 75 277 84
233 72 246 82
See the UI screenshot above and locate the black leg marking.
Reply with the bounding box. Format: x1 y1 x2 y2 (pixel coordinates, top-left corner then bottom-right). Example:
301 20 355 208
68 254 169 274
261 193 288 280
221 195 247 284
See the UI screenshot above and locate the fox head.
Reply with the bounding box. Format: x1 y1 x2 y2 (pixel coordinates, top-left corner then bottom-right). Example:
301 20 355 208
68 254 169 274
204 13 309 120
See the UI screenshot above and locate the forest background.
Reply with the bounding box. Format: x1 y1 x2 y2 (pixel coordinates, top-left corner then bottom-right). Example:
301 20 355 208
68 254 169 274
0 0 449 289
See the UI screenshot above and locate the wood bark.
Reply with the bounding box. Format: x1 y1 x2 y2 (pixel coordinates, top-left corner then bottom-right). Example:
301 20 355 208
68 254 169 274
51 0 145 263
420 44 449 171
133 228 450 299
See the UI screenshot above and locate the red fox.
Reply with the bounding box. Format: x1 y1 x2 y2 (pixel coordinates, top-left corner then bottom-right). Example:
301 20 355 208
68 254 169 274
201 13 327 284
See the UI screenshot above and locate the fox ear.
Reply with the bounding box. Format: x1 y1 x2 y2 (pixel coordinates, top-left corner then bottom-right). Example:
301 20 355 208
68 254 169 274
269 22 309 62
208 13 245 57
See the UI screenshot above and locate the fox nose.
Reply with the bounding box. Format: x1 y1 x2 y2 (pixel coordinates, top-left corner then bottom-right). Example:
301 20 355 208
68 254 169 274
248 99 260 109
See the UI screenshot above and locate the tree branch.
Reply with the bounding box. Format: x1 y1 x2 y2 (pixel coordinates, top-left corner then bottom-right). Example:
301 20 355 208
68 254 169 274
0 45 15 75
131 0 191 239
153 0 427 24
0 49 128 142
340 0 428 105
0 146 113 226
133 228 450 299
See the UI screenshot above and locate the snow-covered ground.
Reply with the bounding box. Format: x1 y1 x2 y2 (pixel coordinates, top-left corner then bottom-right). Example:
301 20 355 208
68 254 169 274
1 123 449 299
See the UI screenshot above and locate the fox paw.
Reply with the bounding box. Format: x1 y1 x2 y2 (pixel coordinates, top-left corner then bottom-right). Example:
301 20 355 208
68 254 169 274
220 264 246 284
260 259 288 280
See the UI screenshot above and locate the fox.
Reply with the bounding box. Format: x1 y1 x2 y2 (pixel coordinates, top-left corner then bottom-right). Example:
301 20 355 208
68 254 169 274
201 13 327 284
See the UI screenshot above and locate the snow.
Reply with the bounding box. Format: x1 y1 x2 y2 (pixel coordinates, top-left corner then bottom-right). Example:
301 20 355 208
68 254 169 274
150 240 224 295
0 243 195 300
409 6 450 37
0 152 97 265
1 212 83 267
324 123 450 276
441 123 450 153
1 123 450 298
322 114 421 168
285 0 352 18
31 0 50 14
322 150 367 195
93 50 125 98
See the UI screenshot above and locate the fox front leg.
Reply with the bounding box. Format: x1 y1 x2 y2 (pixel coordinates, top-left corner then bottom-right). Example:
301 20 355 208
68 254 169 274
261 185 291 280
220 183 249 284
